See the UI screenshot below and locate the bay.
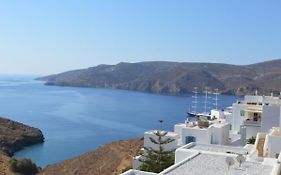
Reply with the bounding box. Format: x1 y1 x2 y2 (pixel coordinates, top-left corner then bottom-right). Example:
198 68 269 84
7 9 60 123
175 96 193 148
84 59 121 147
0 75 241 167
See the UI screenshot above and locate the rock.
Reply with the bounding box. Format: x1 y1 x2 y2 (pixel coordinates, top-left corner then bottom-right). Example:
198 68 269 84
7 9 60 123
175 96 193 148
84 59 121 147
0 117 44 156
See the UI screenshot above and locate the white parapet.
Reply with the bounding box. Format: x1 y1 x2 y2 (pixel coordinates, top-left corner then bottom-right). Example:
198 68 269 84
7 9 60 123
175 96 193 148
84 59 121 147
121 170 157 175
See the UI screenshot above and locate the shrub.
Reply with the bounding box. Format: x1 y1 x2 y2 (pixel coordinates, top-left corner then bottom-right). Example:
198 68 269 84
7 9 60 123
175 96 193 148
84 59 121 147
9 158 39 175
247 136 256 144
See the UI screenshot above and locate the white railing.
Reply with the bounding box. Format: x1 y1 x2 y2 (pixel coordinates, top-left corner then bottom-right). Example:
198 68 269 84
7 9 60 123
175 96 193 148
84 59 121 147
243 120 261 126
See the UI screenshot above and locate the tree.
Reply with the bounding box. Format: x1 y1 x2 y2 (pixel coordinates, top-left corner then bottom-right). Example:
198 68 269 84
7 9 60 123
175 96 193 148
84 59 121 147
140 130 175 173
247 136 256 144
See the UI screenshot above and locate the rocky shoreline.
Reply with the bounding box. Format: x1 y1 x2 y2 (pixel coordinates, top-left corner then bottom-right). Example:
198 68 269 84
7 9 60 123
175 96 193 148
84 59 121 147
0 117 44 156
0 117 143 175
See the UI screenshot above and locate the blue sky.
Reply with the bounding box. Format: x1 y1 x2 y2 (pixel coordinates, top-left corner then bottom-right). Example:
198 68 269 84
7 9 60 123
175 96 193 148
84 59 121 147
0 0 281 75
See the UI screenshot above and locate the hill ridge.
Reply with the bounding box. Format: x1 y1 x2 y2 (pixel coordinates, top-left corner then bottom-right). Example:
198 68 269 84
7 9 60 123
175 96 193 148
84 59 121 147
37 59 281 96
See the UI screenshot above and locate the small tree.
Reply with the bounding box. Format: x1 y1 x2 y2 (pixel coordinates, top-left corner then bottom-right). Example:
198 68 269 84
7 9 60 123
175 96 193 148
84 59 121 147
247 136 256 144
140 130 175 173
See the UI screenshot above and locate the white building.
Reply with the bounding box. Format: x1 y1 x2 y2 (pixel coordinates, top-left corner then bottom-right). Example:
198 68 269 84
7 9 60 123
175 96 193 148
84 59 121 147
254 127 281 159
124 94 281 174
261 105 281 132
133 130 179 170
174 118 231 145
122 143 281 175
230 95 281 140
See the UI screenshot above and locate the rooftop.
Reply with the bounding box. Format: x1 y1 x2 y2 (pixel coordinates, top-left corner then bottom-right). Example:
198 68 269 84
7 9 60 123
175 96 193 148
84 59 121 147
236 95 281 106
175 119 228 130
163 153 274 175
188 144 248 155
270 127 281 136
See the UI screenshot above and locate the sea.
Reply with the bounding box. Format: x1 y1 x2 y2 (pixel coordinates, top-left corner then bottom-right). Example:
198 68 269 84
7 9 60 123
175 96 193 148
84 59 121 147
0 75 241 167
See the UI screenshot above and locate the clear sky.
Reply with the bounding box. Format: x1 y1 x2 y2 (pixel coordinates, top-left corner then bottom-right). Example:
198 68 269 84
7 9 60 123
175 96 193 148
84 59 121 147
0 0 281 75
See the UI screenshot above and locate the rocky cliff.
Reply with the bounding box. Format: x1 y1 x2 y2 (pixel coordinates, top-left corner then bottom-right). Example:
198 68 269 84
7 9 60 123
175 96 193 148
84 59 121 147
0 117 44 156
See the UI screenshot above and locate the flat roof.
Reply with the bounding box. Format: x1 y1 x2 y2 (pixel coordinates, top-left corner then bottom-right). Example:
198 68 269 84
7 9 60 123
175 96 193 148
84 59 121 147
175 120 228 130
163 153 274 175
188 144 248 155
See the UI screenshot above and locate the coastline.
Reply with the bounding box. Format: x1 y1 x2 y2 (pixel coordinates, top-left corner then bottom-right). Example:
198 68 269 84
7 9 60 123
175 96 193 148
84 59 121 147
37 79 240 97
39 138 143 175
0 117 44 157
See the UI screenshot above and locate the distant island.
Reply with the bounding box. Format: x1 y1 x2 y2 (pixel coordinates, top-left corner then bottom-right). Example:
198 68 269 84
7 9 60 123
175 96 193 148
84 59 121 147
37 59 281 96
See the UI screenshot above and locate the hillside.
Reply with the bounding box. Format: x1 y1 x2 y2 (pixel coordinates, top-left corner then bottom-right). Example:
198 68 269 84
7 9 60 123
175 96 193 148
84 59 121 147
0 156 15 175
37 59 281 95
39 138 143 175
0 117 44 156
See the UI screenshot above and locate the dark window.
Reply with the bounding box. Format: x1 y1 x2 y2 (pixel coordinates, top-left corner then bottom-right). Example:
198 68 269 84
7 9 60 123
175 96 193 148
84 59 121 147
185 136 196 144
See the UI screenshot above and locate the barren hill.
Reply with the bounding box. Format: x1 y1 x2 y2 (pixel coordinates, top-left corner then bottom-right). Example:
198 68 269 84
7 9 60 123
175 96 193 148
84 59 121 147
38 59 281 95
39 138 143 175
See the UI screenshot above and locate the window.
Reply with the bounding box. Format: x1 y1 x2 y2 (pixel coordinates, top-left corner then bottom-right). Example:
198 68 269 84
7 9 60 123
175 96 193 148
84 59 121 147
240 110 245 116
185 136 196 144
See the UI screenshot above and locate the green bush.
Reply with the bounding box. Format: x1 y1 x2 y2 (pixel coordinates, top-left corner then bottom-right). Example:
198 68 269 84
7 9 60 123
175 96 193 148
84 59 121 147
247 136 256 144
9 158 39 175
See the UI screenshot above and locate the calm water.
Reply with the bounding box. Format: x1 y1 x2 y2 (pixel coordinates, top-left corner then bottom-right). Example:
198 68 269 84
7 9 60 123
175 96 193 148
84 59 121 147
0 75 241 167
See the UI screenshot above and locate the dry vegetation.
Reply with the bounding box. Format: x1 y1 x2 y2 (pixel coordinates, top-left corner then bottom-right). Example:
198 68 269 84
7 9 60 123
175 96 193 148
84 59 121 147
39 138 143 175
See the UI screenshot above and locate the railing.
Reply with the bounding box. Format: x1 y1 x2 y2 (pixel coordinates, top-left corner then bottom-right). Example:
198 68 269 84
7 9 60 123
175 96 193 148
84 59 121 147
243 120 261 126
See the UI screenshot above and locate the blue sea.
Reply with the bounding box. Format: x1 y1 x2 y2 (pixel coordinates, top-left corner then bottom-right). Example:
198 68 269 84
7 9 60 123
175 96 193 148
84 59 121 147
0 75 241 167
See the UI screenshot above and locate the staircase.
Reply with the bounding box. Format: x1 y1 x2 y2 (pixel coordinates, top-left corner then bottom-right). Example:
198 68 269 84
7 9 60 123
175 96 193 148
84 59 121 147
256 138 265 157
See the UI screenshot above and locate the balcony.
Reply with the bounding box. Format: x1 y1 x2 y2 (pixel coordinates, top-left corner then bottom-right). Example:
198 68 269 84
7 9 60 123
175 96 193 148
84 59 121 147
243 119 261 127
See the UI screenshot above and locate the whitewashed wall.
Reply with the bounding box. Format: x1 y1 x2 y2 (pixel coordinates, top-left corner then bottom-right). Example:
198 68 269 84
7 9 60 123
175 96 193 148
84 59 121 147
261 105 281 133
